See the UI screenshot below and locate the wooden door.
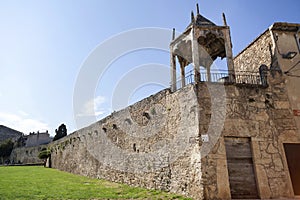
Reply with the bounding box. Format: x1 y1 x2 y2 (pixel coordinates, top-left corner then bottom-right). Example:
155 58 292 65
284 143 300 195
225 137 259 199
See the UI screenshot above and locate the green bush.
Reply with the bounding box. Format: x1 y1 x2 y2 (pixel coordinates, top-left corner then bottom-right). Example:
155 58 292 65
38 149 51 159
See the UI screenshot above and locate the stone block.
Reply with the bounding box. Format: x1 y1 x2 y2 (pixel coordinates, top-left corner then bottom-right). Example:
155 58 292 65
274 119 297 130
251 110 269 121
255 164 271 199
272 153 284 172
278 130 299 142
272 109 293 119
274 101 290 109
223 119 259 137
216 158 231 199
266 143 278 154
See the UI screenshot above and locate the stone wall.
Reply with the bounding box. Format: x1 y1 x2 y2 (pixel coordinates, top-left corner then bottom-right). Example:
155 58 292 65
50 85 203 199
48 71 299 199
10 145 46 164
200 71 299 199
25 132 52 147
234 30 273 72
10 71 299 199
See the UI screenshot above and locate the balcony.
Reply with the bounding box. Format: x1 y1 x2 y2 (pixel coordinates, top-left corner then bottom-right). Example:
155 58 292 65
173 70 268 90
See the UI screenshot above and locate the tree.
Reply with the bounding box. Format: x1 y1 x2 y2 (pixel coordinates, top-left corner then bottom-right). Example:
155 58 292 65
53 124 67 141
0 139 14 164
38 148 51 167
38 148 51 160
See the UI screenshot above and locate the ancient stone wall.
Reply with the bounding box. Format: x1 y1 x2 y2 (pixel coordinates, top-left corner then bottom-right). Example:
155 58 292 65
10 145 46 164
200 71 299 199
234 30 273 72
50 85 203 199
10 71 299 199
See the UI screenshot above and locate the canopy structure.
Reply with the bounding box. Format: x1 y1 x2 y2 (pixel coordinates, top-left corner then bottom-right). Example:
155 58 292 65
170 4 235 91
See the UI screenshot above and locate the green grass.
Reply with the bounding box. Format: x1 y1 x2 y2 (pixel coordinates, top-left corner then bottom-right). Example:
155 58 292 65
0 166 192 200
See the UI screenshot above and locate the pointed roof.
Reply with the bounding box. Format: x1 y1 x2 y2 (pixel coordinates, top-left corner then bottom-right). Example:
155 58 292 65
194 14 216 26
186 13 216 30
186 4 216 30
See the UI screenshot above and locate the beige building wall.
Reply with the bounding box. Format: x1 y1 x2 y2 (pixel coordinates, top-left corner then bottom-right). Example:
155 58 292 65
272 24 300 132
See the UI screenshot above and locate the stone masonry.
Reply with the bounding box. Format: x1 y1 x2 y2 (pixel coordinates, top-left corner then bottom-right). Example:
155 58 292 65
47 68 299 199
50 85 203 199
10 145 47 164
10 9 300 199
200 71 299 199
234 30 273 72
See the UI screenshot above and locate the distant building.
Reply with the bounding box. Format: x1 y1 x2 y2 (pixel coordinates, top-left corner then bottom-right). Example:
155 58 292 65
24 131 52 147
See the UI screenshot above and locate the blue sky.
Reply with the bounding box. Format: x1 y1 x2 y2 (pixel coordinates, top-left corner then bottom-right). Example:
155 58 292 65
0 0 299 135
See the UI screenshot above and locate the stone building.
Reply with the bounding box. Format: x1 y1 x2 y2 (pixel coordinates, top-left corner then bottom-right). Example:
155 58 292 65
9 131 52 164
168 5 300 199
228 21 300 200
16 5 300 199
24 131 52 147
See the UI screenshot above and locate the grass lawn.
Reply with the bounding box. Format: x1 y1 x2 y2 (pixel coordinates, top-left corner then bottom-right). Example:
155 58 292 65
0 166 192 200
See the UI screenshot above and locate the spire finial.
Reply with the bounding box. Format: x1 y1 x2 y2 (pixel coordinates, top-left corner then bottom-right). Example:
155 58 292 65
196 3 200 15
191 11 195 23
222 13 227 26
172 28 175 40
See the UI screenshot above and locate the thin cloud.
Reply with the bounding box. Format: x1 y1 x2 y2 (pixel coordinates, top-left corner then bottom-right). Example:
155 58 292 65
18 110 29 117
77 96 106 117
0 112 49 134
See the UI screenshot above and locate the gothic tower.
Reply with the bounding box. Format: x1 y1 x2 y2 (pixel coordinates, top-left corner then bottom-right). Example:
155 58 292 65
170 4 234 92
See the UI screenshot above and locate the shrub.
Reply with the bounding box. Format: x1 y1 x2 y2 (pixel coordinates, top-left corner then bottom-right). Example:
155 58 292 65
38 149 51 160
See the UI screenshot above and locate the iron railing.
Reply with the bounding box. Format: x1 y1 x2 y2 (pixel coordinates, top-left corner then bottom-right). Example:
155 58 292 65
173 70 267 90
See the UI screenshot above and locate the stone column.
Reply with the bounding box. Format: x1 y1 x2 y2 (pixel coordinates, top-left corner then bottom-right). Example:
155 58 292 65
192 27 201 83
223 28 235 80
170 52 177 92
180 62 186 88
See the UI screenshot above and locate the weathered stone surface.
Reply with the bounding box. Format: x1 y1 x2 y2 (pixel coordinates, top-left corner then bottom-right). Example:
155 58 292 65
266 143 278 154
234 30 272 73
10 145 46 164
200 69 298 199
274 101 291 109
49 85 203 200
257 165 272 199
